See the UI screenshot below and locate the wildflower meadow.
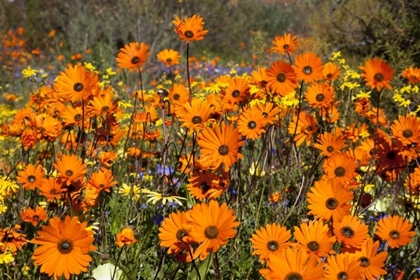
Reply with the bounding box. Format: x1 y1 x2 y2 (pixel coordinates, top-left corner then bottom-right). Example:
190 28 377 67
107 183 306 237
1 1 420 279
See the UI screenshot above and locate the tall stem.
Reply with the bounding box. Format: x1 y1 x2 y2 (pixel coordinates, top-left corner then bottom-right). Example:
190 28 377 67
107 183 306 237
186 43 191 100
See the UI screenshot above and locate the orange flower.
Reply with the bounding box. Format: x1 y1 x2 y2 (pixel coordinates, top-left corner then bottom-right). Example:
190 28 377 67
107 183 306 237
359 58 394 91
222 76 250 105
355 238 388 279
53 154 87 186
178 98 214 133
401 66 420 84
16 164 44 190
88 89 118 117
323 62 341 81
271 33 298 55
87 168 117 193
0 225 27 254
187 169 229 200
197 122 245 171
116 42 150 70
333 215 369 249
288 111 317 147
322 153 358 185
305 82 335 109
54 65 99 102
313 131 346 157
187 200 239 260
323 253 360 280
250 223 291 263
266 60 298 96
251 66 268 89
38 177 64 201
31 216 97 280
307 179 353 222
159 211 194 262
157 49 181 67
293 52 324 83
20 206 47 226
390 114 420 146
115 227 137 248
172 15 209 43
375 215 416 248
237 106 267 140
60 105 89 128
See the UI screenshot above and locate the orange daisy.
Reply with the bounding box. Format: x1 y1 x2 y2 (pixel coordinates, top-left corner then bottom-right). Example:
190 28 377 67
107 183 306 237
169 83 190 108
305 82 335 109
322 62 341 81
16 164 44 190
322 153 358 185
266 60 298 96
60 105 89 128
115 227 137 248
197 122 245 171
323 253 361 280
359 58 394 91
20 206 48 226
186 169 229 200
116 42 150 70
157 49 181 67
375 215 416 248
307 179 353 222
53 154 88 186
401 66 420 84
355 238 388 279
288 111 318 147
54 65 99 102
38 177 64 201
390 114 420 147
222 76 250 105
293 52 324 83
88 89 118 117
87 168 117 193
31 216 97 280
333 215 369 249
271 33 298 55
187 200 239 261
250 223 291 263
313 131 346 157
172 15 209 43
178 98 214 133
237 106 267 140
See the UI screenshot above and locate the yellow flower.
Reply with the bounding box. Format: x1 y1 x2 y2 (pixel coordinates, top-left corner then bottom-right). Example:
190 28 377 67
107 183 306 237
205 84 221 94
353 90 371 100
141 189 186 206
278 92 298 107
331 51 341 60
106 67 117 76
119 183 141 201
393 93 411 107
0 176 20 196
0 251 14 264
249 162 266 177
22 66 38 78
340 82 360 90
83 62 97 72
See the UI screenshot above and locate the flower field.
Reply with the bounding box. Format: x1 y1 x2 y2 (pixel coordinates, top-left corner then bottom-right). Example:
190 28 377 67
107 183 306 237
1 9 420 280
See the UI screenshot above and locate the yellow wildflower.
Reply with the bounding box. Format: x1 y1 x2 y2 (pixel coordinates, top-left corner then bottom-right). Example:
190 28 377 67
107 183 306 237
21 66 38 78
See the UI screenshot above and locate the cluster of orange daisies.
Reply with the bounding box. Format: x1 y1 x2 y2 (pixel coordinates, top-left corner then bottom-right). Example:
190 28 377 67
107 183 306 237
0 13 419 279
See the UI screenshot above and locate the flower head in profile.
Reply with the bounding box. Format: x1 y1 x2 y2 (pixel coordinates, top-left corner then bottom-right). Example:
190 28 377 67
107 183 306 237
173 15 209 43
115 227 137 248
116 42 150 70
31 216 97 280
187 200 239 260
359 58 394 91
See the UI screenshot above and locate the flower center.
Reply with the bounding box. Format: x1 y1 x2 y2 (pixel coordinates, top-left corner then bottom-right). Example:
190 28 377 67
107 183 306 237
57 238 74 254
276 73 286 82
176 229 189 241
28 175 36 183
248 121 257 129
184 30 194 38
358 256 370 267
326 146 334 153
337 272 348 280
65 170 74 177
204 225 219 239
74 114 82 121
192 116 202 124
387 151 396 160
389 230 400 239
173 93 180 100
102 106 109 112
315 93 325 102
303 66 312 75
334 166 346 177
200 183 211 192
73 82 84 92
218 144 229 156
33 215 39 221
285 273 302 280
327 73 333 79
403 129 413 138
374 73 384 82
340 226 355 238
131 56 140 64
306 126 313 132
232 90 240 98
325 197 338 210
166 58 172 63
266 240 279 251
307 241 319 251
283 44 289 49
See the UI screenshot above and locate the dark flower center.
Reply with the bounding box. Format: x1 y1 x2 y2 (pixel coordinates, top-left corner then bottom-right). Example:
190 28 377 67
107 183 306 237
73 82 84 92
307 241 319 251
389 230 400 239
374 73 384 82
33 215 39 221
28 175 36 183
359 256 370 267
340 226 355 238
50 189 57 194
334 166 346 177
166 58 172 63
277 73 287 82
200 183 211 192
403 129 413 138
218 144 229 155
283 44 289 49
285 273 302 280
327 73 333 79
57 238 74 254
131 56 140 64
325 197 338 210
102 106 109 112
184 30 194 38
232 90 240 98
337 272 348 280
176 229 189 241
306 126 313 132
204 225 219 239
316 93 325 102
173 93 180 100
303 66 312 75
192 116 202 124
248 121 257 129
74 114 82 121
387 151 396 160
327 146 334 153
65 170 74 177
266 240 279 251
